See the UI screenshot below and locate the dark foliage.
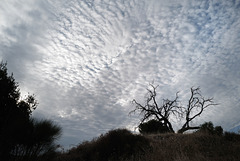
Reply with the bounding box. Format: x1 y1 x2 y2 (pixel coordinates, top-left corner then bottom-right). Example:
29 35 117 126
197 122 223 136
138 119 170 134
11 119 62 161
0 62 61 161
56 129 150 161
224 131 240 142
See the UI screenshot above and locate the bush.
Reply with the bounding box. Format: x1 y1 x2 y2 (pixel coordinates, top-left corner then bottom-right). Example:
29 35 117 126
61 129 150 161
224 132 240 141
197 122 223 136
214 126 223 136
138 119 170 134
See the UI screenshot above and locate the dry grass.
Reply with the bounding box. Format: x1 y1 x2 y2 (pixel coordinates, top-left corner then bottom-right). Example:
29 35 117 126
55 131 240 161
124 132 240 161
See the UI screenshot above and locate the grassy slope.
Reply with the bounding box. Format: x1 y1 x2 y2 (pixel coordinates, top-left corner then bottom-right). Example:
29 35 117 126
141 132 240 161
55 130 240 161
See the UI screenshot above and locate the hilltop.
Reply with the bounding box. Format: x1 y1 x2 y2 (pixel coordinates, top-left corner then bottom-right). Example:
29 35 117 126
54 129 240 161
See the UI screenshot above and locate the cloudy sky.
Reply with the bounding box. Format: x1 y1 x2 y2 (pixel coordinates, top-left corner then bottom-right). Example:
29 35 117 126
1 0 240 148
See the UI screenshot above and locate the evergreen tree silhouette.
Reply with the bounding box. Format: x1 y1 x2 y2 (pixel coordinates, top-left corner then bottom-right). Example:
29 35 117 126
0 62 61 161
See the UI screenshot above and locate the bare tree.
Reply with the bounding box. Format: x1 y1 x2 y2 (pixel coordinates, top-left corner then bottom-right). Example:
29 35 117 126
130 84 183 133
178 87 218 133
130 84 217 133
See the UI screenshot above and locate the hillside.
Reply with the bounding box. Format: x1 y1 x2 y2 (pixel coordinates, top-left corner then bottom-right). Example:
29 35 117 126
144 132 240 161
55 129 240 161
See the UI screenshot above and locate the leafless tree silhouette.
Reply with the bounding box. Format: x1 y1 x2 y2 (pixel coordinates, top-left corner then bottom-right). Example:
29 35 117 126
130 84 217 133
178 87 217 133
130 84 183 133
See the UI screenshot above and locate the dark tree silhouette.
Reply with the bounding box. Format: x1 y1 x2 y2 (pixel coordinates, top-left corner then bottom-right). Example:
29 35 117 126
0 62 36 160
0 62 61 161
130 84 217 133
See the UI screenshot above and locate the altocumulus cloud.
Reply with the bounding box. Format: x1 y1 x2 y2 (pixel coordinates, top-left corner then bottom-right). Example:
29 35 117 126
0 0 240 147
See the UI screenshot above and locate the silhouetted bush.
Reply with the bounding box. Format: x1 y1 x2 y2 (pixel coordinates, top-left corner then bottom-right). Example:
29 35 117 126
138 119 170 134
197 122 223 136
214 126 223 136
59 129 150 161
224 131 240 141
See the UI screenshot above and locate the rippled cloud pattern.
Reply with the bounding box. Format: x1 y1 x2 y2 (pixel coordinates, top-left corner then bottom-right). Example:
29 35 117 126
1 0 240 147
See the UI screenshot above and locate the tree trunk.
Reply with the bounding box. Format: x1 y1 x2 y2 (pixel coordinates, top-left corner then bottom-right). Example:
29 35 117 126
178 126 200 133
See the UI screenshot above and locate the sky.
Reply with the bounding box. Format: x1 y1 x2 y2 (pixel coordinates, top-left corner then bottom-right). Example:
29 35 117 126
0 0 240 148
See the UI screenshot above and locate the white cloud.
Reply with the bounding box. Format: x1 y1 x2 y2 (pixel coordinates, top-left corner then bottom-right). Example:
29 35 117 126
1 0 240 147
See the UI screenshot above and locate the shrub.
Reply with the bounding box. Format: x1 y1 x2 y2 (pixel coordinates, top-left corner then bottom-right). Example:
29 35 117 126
214 126 223 136
197 122 223 136
224 132 240 141
138 119 170 134
61 129 150 161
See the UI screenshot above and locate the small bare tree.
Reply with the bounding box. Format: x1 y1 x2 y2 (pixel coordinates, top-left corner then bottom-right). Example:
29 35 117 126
130 84 217 133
